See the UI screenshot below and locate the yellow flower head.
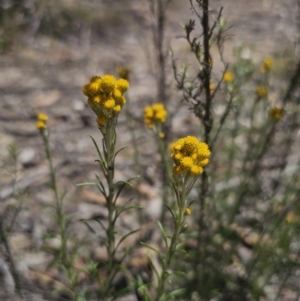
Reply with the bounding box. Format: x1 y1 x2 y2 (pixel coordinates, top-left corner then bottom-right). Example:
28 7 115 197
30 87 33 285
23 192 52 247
170 136 210 179
144 103 167 130
100 74 116 94
37 112 48 122
269 106 283 121
113 105 121 113
256 86 268 98
36 112 48 130
116 78 129 93
260 57 273 73
97 114 108 127
223 71 234 83
82 74 129 119
113 87 122 100
103 98 115 109
36 121 47 130
185 207 192 215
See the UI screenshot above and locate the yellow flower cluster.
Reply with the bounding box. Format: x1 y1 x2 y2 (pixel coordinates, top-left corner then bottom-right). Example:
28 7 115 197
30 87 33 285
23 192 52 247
260 57 273 73
256 86 268 98
144 103 167 129
36 112 48 130
82 74 129 126
269 107 283 121
223 71 234 83
170 136 210 177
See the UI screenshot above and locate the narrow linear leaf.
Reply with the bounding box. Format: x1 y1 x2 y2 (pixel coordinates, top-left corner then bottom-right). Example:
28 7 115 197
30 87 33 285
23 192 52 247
75 182 97 187
114 147 127 159
173 271 186 277
140 242 165 263
113 177 139 204
116 176 138 185
97 186 107 199
115 206 142 221
147 254 160 281
175 243 185 252
157 221 169 249
90 136 104 162
93 218 107 232
80 220 97 236
95 175 107 192
167 288 186 298
95 159 107 174
159 292 167 301
114 183 128 205
116 197 135 209
115 229 140 252
94 176 107 198
170 181 180 200
188 200 195 207
101 138 108 158
164 204 175 220
116 246 132 265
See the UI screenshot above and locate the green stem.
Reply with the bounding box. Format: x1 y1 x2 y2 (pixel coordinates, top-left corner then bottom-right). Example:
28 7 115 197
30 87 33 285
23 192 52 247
154 198 186 301
157 133 173 225
157 135 172 182
42 130 68 266
102 122 117 300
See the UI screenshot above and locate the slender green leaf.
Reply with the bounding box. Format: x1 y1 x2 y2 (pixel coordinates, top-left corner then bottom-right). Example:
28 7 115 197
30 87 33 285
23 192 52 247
157 221 169 249
140 242 165 263
164 204 175 221
188 200 195 207
113 183 129 205
115 229 140 252
119 176 140 185
93 218 107 232
90 136 104 162
140 242 160 255
97 184 107 199
159 292 167 301
167 288 186 298
147 253 160 281
101 138 107 157
113 176 139 204
173 271 186 277
115 206 142 221
114 147 127 159
75 182 97 187
115 246 132 265
95 175 106 190
80 220 97 236
95 175 107 198
175 243 186 253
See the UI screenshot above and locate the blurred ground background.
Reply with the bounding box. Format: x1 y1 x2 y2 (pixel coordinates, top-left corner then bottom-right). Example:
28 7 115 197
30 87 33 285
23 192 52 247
0 0 299 300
